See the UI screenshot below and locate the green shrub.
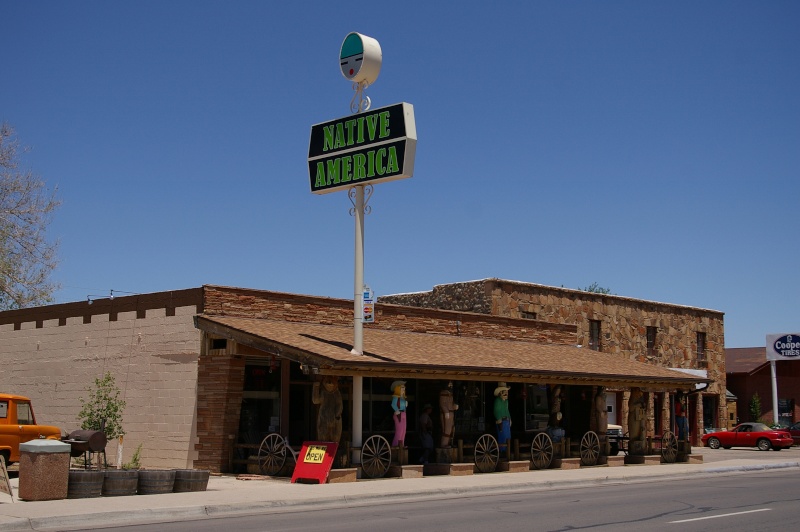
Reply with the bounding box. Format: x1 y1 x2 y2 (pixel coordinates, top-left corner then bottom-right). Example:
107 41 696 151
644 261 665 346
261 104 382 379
122 443 142 470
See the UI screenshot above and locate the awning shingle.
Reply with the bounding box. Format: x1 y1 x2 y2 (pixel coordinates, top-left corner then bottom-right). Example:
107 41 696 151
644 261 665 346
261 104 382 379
195 315 709 388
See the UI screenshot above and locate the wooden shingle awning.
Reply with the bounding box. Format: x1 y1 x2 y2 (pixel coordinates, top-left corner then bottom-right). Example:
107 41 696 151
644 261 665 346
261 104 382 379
194 315 710 389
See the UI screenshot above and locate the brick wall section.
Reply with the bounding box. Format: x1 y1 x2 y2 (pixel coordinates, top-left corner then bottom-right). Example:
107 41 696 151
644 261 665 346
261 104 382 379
204 285 576 344
381 278 727 444
0 290 203 469
193 340 245 472
728 361 800 425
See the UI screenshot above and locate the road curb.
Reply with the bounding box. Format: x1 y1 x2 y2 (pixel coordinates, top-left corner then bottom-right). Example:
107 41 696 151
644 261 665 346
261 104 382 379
11 461 800 531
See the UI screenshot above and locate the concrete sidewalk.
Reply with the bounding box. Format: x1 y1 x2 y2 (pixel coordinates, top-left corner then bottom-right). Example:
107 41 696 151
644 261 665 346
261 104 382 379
1 449 798 531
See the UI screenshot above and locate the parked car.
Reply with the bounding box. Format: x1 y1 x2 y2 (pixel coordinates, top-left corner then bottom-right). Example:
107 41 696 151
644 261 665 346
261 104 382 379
607 423 622 455
787 421 800 446
701 422 793 451
0 393 62 465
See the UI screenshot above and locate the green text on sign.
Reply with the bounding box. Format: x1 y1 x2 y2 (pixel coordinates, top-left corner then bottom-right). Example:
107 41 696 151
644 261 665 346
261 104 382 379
308 102 416 194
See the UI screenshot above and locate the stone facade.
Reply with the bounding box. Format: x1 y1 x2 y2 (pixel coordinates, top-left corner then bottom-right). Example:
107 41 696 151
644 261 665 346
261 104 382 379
0 280 719 470
203 285 577 345
381 278 727 444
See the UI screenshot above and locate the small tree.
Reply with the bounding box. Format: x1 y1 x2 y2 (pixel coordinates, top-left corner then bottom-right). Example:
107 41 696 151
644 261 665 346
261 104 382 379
580 282 612 295
749 393 761 422
78 372 126 439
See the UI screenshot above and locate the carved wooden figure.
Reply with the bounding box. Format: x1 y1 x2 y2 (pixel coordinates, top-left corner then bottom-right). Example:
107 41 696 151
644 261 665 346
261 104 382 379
312 376 343 443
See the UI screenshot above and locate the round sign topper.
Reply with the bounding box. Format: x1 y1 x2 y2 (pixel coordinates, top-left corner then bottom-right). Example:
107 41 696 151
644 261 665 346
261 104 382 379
340 32 382 85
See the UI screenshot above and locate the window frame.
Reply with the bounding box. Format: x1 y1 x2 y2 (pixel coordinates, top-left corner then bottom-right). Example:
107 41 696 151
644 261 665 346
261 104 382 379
589 320 601 351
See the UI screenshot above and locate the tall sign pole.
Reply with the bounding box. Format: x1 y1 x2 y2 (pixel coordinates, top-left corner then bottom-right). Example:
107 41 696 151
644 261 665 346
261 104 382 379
307 32 416 467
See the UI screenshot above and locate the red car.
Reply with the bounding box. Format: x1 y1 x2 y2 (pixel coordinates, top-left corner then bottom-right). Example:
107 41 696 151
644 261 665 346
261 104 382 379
701 422 793 451
787 422 800 445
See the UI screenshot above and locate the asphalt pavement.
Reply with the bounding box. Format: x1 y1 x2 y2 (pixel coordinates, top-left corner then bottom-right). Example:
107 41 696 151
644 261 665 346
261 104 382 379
1 446 798 531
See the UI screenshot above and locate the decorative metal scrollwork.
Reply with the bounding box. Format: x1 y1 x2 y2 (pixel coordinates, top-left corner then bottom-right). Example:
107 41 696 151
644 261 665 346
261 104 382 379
348 184 374 216
350 80 372 113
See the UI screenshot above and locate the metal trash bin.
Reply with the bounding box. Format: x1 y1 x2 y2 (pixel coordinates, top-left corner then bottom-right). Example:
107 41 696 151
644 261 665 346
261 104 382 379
18 439 71 501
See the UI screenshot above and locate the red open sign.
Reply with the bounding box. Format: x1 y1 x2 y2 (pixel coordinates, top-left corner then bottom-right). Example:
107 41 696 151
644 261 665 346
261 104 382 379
291 441 339 484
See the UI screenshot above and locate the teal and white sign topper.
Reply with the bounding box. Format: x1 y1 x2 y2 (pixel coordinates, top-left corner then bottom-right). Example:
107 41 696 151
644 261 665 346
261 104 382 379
340 32 382 85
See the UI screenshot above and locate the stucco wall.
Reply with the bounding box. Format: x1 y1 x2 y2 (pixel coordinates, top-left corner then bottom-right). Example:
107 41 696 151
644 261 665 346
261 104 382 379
0 295 202 469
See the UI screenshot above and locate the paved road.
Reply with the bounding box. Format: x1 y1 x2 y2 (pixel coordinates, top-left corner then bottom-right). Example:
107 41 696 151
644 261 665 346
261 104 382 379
3 444 798 531
83 468 800 532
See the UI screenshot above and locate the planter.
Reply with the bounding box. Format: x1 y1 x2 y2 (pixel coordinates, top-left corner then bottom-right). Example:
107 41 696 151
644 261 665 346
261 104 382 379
173 469 210 492
137 469 175 495
102 469 139 496
67 470 105 499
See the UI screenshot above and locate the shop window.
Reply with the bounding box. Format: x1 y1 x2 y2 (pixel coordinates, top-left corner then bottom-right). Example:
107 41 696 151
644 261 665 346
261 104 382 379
778 399 794 426
589 320 601 351
363 377 403 436
210 338 227 351
238 363 282 448
523 384 550 431
646 326 657 357
702 394 718 431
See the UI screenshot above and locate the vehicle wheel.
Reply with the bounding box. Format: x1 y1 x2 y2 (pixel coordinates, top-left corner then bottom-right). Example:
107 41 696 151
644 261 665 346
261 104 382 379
0 451 10 466
757 438 771 451
361 435 391 479
661 431 678 463
530 432 554 470
258 433 287 476
580 431 600 466
474 434 499 473
707 437 721 450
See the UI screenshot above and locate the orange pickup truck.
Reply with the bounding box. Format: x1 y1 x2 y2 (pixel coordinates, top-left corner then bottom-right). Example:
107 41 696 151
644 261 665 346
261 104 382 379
0 393 61 465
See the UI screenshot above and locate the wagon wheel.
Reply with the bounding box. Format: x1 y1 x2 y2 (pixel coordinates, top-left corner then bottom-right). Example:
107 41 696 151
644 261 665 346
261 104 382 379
361 435 391 479
580 431 600 466
474 434 499 473
258 433 287 476
661 430 678 463
530 432 554 470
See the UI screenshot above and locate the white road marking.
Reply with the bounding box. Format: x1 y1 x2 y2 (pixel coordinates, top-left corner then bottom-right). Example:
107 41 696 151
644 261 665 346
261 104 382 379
670 508 771 523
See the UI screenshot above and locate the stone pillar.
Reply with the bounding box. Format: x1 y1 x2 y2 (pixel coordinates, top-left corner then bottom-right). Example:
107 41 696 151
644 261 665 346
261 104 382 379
695 396 704 446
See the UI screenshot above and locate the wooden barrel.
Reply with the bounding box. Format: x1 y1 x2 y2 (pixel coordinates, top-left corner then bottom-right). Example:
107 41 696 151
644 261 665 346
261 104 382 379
173 469 210 492
102 469 139 496
67 470 105 499
137 469 175 495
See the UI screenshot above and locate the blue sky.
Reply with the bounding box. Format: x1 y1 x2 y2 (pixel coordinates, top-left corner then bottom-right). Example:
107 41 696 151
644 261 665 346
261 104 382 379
2 1 797 348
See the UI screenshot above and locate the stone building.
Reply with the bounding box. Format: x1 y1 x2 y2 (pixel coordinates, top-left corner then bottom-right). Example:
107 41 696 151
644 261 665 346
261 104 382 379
0 283 708 471
380 278 726 444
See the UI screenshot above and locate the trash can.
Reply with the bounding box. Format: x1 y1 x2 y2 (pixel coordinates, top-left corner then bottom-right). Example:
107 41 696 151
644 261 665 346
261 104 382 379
18 439 71 501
